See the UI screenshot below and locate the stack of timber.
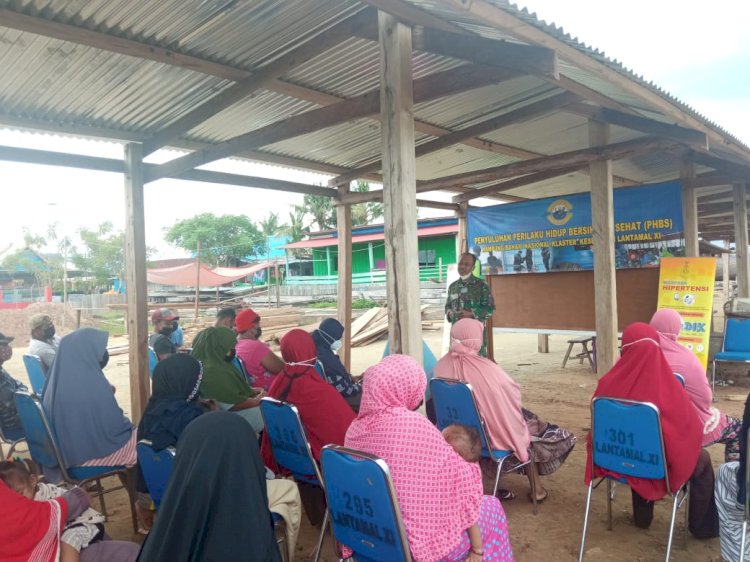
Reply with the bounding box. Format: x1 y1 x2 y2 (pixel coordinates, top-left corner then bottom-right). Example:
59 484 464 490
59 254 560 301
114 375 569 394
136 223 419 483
350 305 432 347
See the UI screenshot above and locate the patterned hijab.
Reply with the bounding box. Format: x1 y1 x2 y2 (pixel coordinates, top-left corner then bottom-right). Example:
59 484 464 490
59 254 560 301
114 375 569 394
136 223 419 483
191 327 254 404
346 355 482 562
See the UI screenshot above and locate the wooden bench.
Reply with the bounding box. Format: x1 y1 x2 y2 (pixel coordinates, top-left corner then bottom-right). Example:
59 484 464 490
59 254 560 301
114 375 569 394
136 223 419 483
562 336 595 371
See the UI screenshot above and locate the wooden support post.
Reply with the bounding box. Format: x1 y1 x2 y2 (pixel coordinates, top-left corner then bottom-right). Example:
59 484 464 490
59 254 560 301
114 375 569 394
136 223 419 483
734 183 750 297
537 333 549 353
274 263 280 307
589 120 618 375
379 11 423 363
123 143 149 422
194 241 201 323
326 247 332 277
680 159 699 257
724 239 732 301
457 201 468 257
337 190 353 371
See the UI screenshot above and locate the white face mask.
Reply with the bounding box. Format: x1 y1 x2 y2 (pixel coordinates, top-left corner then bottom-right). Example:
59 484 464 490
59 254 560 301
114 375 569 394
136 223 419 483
460 273 473 281
320 328 343 355
285 358 317 367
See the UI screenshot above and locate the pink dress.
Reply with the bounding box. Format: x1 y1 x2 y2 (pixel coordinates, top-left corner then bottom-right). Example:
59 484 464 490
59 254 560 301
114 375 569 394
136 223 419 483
235 338 276 390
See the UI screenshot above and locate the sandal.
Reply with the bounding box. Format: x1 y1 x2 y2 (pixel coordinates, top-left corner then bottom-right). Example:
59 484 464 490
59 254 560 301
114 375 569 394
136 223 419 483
528 488 549 503
497 489 515 501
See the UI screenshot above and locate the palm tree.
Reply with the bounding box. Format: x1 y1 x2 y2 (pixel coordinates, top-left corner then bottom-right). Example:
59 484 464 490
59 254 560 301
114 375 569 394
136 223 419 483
351 181 384 226
284 208 309 243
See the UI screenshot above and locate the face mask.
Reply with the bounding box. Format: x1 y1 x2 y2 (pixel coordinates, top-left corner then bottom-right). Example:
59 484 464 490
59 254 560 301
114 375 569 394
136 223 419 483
225 349 237 362
460 273 472 281
159 326 174 337
254 326 263 339
330 340 342 355
285 358 317 368
99 350 110 369
43 326 56 340
172 321 179 331
0 346 12 362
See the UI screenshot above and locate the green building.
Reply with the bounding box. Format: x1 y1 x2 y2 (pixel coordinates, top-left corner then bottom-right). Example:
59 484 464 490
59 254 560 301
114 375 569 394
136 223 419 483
283 218 457 285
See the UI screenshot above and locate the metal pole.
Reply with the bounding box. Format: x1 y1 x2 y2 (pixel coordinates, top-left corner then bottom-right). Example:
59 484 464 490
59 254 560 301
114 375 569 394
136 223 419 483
194 240 201 323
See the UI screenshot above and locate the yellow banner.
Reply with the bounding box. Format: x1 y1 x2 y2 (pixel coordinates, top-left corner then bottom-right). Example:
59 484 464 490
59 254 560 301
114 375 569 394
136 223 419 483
657 257 717 368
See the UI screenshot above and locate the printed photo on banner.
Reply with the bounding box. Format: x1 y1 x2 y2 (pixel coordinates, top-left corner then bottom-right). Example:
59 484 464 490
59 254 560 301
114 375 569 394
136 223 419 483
467 181 685 276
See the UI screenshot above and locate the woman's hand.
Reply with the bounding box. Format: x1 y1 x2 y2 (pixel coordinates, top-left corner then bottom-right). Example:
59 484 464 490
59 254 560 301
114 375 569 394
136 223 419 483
467 550 483 562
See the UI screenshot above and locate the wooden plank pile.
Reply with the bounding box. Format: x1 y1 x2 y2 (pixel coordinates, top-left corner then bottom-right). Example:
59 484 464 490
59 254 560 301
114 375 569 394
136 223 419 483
350 305 433 347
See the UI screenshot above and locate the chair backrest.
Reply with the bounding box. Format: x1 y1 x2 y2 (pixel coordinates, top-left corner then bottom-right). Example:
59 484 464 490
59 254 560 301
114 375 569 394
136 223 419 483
429 378 495 456
590 397 668 486
232 355 253 384
321 445 412 562
724 318 750 353
148 347 157 378
22 354 47 396
382 340 438 399
673 372 686 387
14 391 67 475
314 360 327 381
136 440 175 509
259 397 323 485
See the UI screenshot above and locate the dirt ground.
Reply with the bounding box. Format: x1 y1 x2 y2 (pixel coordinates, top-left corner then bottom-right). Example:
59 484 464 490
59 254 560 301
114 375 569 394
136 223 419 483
5 325 744 562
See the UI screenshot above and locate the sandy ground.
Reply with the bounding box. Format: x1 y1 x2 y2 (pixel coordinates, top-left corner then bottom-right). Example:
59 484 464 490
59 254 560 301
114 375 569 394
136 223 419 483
6 327 743 562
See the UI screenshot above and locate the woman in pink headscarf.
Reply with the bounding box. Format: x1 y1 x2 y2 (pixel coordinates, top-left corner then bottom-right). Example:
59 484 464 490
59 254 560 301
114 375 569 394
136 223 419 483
650 308 742 461
434 319 576 503
346 355 514 562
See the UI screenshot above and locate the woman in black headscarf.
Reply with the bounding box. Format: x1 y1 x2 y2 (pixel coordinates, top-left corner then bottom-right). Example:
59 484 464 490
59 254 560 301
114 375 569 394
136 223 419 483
137 412 282 562
137 354 205 450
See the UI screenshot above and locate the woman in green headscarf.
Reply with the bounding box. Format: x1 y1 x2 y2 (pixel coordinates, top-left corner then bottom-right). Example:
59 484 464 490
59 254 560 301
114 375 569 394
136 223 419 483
191 327 265 434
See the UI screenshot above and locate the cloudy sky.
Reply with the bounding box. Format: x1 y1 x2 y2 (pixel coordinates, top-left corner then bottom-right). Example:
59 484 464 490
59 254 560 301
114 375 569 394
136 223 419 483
1 1 748 259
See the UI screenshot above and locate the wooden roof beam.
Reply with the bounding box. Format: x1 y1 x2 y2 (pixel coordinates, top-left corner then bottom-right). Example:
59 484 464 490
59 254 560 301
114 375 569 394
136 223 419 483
360 0 469 34
420 136 679 193
329 90 579 186
452 165 586 203
0 145 338 197
567 104 709 149
141 8 375 156
339 179 525 205
149 64 522 182
686 150 750 180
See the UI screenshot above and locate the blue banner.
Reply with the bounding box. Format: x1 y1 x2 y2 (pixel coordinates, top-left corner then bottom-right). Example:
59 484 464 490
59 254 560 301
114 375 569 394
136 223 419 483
467 181 684 274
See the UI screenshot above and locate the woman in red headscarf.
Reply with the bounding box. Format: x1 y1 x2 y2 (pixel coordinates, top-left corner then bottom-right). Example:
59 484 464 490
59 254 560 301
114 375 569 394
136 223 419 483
260 329 356 524
585 322 718 538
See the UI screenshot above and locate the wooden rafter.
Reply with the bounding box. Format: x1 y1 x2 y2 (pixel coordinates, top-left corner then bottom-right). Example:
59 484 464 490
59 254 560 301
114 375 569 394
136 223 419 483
149 64 522 182
451 165 586 203
420 137 680 193
329 90 579 186
361 0 469 33
142 8 376 156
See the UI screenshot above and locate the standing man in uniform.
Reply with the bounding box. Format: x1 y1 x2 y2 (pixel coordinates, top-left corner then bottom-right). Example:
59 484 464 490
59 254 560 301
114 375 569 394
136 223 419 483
445 252 495 357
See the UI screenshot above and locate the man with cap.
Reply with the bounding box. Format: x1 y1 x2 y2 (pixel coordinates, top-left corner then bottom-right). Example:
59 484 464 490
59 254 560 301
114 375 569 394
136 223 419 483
0 333 27 440
234 308 283 390
28 314 61 374
149 308 179 361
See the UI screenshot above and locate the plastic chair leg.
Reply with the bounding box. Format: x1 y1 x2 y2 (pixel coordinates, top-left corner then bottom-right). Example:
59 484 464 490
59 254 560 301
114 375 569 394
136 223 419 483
578 482 594 562
275 519 288 562
711 361 716 396
313 509 329 562
606 479 613 531
682 484 690 550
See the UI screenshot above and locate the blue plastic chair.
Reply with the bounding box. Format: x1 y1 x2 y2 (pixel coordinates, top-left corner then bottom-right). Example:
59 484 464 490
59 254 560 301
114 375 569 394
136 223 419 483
0 424 25 460
14 391 138 531
382 340 438 400
429 378 536 511
713 318 750 392
741 426 750 562
148 347 158 378
314 360 327 381
136 440 175 510
232 355 254 385
673 372 686 387
579 397 688 561
321 445 412 562
22 354 47 396
260 397 328 562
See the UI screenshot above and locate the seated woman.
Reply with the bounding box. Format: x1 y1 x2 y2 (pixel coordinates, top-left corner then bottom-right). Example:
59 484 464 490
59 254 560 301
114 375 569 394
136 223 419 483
651 308 742 460
191 327 265 434
42 328 136 477
311 318 362 412
346 355 513 562
435 318 575 502
137 353 301 559
715 392 750 562
137 412 283 562
234 308 284 391
586 322 718 538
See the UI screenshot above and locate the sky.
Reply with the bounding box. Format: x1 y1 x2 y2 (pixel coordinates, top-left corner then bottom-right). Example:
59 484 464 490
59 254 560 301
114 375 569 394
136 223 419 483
1 0 749 259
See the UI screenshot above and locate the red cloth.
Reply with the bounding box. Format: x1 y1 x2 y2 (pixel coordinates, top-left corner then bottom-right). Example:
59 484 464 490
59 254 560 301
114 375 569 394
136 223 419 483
0 482 67 562
346 355 483 562
261 329 355 468
585 323 703 500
